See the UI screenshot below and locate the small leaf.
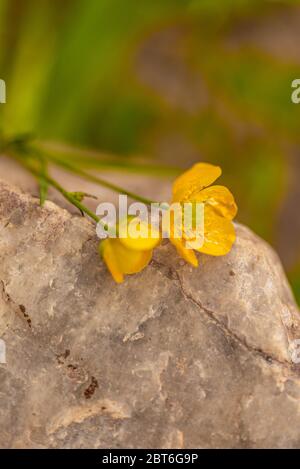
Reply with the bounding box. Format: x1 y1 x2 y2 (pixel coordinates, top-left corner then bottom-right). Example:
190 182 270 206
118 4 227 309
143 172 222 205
69 191 97 202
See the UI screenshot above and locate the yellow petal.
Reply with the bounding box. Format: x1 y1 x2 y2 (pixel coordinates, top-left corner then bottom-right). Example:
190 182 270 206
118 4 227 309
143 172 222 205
113 239 153 274
197 207 236 256
100 238 153 282
170 237 199 267
118 217 161 251
192 185 238 220
172 163 222 202
100 239 124 283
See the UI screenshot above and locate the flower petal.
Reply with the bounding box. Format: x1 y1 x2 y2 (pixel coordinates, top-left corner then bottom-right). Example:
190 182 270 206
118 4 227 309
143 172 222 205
100 238 153 282
170 237 199 267
118 217 161 251
100 239 124 283
192 185 238 220
172 163 222 202
197 207 236 256
114 240 153 274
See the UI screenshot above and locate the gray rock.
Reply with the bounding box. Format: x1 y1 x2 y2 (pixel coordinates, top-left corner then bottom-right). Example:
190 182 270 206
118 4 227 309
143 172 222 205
0 179 300 449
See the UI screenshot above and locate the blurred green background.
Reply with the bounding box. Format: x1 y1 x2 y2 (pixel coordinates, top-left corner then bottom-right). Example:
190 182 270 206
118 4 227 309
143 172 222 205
1 0 300 303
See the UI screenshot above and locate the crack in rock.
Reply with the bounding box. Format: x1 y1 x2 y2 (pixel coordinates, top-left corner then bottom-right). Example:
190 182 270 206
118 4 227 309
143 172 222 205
151 259 299 372
0 280 32 329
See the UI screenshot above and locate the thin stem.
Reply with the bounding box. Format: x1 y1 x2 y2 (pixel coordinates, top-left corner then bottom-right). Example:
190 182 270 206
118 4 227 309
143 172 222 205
3 136 160 205
3 135 166 223
45 175 100 223
32 147 156 206
35 140 181 177
12 152 100 223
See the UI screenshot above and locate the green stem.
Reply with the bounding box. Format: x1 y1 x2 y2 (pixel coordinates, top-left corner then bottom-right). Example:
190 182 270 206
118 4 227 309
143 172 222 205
44 174 100 223
35 140 181 177
3 136 160 205
32 147 156 206
3 135 163 221
12 153 100 223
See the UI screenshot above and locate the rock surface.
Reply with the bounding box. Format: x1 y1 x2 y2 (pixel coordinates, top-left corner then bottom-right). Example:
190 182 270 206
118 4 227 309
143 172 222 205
0 179 300 449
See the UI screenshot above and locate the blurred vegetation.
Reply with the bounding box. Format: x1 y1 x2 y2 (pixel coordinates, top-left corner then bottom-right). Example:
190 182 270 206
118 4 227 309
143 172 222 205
1 0 300 303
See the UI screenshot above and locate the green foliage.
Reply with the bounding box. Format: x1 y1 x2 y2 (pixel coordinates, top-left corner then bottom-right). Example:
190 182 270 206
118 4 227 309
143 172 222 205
201 50 300 138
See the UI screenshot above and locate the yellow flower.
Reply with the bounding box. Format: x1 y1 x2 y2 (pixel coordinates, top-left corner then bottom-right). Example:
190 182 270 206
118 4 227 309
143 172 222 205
99 218 160 283
99 163 237 283
168 162 237 266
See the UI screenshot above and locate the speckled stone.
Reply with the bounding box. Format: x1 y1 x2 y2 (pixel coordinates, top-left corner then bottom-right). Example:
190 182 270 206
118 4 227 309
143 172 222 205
0 180 300 449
